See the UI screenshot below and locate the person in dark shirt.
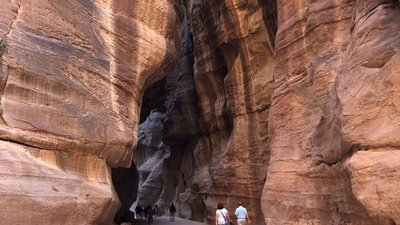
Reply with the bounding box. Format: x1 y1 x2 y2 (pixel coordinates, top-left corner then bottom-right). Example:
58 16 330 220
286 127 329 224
145 205 154 224
169 203 177 222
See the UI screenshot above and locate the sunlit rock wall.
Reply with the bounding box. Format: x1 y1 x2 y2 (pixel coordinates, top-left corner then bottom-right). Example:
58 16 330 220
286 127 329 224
2 0 399 224
0 0 178 224
262 0 400 224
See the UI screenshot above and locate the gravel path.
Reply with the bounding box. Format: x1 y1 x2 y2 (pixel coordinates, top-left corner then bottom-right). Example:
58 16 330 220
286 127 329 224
128 215 203 225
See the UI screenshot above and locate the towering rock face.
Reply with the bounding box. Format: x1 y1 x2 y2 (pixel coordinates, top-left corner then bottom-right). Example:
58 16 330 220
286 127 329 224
263 0 400 224
133 8 201 218
130 0 275 223
2 0 400 224
0 0 178 224
179 0 275 224
340 1 400 223
134 1 400 224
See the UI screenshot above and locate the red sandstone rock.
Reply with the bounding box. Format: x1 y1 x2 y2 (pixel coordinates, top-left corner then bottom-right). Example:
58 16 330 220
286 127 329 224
182 0 274 224
263 0 400 224
0 0 178 224
1 0 400 224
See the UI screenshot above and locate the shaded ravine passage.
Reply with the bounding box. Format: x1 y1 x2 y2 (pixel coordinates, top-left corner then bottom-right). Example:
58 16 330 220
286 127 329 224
0 0 398 224
113 0 277 224
131 5 201 218
113 3 201 224
109 0 181 222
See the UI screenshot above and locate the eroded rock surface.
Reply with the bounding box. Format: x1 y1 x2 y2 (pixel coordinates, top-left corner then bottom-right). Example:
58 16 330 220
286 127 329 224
135 110 169 208
133 9 201 218
0 141 118 224
0 0 178 224
2 0 400 224
181 0 274 224
262 0 400 224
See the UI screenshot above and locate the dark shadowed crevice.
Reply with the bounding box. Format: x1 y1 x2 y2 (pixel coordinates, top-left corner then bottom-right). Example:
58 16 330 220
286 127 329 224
218 43 236 133
257 0 278 47
111 164 139 224
116 3 202 223
110 0 139 222
140 78 167 123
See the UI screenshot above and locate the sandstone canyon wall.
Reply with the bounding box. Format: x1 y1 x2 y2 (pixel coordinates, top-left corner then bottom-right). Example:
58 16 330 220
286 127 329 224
0 0 178 224
263 0 400 224
1 0 400 225
135 1 400 225
184 0 274 224
137 0 275 223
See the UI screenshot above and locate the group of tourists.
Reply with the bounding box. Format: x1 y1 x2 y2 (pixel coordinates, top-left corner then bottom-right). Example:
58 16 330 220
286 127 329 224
215 201 250 225
134 204 159 224
133 201 249 225
134 203 177 224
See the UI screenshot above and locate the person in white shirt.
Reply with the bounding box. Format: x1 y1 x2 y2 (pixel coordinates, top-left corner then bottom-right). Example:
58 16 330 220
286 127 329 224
215 203 232 225
235 202 250 225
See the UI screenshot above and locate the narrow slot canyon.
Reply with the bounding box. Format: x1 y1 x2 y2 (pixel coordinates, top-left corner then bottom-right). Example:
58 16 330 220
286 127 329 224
1 0 400 225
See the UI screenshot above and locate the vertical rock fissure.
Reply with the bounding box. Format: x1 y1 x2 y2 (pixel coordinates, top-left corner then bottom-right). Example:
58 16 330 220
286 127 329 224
120 2 203 222
2 0 399 224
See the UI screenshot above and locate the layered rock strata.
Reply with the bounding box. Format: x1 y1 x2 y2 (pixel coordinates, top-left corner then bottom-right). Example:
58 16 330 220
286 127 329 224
0 0 178 224
262 0 400 224
181 0 275 224
133 0 274 221
0 140 118 224
2 0 400 224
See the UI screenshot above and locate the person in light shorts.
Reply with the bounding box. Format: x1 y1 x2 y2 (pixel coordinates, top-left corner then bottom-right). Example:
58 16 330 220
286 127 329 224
235 202 250 225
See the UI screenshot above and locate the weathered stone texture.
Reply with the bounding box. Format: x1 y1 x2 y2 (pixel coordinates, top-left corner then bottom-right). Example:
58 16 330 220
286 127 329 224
263 0 400 224
345 149 400 224
135 110 169 208
339 1 400 224
0 141 118 224
0 0 178 224
130 3 274 214
1 0 177 167
2 0 400 224
183 0 274 224
133 9 201 218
